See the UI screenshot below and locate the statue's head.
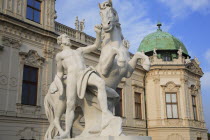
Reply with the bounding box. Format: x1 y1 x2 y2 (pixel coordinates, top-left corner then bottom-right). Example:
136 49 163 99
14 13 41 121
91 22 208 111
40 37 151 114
57 34 71 47
99 0 119 33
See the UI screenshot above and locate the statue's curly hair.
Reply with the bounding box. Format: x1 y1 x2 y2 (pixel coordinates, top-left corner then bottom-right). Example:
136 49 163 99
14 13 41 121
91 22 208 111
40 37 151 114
57 34 68 45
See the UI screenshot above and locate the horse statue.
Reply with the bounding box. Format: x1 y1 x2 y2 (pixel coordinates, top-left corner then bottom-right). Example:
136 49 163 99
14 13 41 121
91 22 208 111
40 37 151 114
44 0 150 139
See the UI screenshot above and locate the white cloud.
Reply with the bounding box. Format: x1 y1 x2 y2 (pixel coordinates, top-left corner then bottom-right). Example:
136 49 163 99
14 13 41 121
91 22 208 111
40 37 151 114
157 0 210 18
55 0 162 53
205 49 210 63
202 71 210 91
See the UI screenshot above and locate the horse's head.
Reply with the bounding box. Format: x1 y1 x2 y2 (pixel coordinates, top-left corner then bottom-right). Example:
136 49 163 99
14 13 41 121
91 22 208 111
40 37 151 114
99 0 119 33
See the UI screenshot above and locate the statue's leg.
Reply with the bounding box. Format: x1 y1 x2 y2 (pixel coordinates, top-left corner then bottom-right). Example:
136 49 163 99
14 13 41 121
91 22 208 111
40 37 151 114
58 75 77 139
87 73 114 129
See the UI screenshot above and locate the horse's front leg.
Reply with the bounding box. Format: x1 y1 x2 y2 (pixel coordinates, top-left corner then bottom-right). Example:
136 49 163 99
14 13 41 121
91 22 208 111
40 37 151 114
126 52 150 78
99 48 118 76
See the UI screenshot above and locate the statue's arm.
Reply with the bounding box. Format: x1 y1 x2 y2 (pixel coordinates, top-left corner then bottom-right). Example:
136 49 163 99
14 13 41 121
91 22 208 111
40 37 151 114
78 25 102 54
126 52 150 78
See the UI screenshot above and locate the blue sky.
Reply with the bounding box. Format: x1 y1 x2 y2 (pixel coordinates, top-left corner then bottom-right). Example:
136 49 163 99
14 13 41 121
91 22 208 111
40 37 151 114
55 0 210 132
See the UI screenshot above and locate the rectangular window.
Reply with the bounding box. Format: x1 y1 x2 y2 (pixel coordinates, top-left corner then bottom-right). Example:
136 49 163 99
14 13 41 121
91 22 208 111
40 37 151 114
21 65 38 106
135 92 142 119
197 137 201 140
192 95 198 120
166 93 178 119
26 0 41 23
115 88 123 117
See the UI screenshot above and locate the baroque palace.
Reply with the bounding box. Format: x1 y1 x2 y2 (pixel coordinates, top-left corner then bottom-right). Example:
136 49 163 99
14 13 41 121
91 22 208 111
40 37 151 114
0 0 208 140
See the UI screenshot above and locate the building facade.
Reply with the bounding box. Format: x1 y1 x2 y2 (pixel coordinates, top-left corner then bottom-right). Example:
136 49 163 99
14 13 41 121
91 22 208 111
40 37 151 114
0 0 208 140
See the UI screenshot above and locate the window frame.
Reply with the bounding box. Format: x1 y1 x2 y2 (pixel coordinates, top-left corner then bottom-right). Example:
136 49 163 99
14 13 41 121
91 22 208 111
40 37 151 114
165 92 179 119
26 0 41 23
21 65 39 106
134 92 142 119
192 95 198 121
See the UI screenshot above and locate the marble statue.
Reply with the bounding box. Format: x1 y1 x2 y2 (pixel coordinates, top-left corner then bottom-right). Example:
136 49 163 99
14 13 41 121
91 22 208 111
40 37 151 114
185 56 191 64
194 56 200 65
80 19 85 32
153 48 157 55
178 46 183 56
44 0 151 139
75 16 79 30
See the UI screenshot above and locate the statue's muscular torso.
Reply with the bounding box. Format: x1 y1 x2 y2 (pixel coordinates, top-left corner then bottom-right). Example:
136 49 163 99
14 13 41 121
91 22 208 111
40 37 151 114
57 48 86 74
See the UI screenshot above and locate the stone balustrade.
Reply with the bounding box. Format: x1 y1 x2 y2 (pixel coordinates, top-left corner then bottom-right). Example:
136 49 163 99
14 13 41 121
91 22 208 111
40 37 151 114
55 22 95 45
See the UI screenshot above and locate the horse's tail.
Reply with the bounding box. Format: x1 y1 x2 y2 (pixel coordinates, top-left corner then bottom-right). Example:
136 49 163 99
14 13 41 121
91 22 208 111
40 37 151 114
44 93 58 140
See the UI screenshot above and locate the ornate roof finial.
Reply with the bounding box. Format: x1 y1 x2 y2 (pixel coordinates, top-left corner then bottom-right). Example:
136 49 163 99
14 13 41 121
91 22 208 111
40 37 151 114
157 22 162 31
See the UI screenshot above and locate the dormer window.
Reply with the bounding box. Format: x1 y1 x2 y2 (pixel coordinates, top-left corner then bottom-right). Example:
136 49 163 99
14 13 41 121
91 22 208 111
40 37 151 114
26 0 41 23
162 53 172 61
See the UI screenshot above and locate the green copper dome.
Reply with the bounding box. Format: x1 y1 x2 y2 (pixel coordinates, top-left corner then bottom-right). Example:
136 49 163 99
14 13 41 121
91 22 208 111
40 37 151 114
138 23 189 56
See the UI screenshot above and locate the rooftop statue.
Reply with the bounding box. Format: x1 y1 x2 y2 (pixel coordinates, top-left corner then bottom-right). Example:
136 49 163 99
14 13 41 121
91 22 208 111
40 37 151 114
178 46 183 56
44 0 151 139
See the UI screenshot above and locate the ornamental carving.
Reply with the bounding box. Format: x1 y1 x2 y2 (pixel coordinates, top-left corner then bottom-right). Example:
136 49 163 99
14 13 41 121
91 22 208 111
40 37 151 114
165 119 183 127
189 85 199 95
2 36 21 49
44 47 57 58
167 133 184 140
19 50 45 67
161 81 180 92
17 127 40 139
10 77 17 87
0 75 8 85
17 0 22 15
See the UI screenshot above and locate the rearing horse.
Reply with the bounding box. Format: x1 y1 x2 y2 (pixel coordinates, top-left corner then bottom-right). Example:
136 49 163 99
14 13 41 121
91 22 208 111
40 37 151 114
96 0 150 91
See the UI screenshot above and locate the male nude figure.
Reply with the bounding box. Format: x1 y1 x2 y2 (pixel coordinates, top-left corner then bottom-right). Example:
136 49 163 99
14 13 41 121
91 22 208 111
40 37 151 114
56 25 114 138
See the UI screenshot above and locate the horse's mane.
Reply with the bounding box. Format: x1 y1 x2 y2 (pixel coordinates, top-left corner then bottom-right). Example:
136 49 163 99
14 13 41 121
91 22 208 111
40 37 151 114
101 25 124 47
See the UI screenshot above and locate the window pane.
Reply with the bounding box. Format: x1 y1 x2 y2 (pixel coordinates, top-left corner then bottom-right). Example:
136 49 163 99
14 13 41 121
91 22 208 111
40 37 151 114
172 104 178 118
29 85 37 105
167 105 172 118
171 94 177 103
34 1 41 10
23 66 30 81
27 0 34 6
193 107 197 120
166 94 171 103
21 83 29 105
26 7 33 20
30 68 38 82
34 10 40 23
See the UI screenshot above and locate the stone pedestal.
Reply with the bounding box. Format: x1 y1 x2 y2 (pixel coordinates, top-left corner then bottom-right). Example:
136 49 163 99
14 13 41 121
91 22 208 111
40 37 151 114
53 136 152 140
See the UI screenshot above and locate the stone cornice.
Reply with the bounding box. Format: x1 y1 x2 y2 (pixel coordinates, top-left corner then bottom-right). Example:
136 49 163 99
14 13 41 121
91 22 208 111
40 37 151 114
2 36 21 49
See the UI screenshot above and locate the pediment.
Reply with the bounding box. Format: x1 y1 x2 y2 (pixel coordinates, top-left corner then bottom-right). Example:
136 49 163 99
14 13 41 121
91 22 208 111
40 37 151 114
19 50 45 67
185 60 203 76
